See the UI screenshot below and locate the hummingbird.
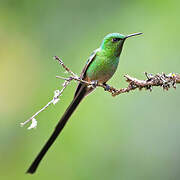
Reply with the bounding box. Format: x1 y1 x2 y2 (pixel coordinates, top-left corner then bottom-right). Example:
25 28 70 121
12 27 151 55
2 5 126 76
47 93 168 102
27 32 142 174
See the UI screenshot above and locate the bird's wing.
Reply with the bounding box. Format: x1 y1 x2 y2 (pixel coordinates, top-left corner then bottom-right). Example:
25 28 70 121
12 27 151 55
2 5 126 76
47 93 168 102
80 48 99 79
74 48 99 97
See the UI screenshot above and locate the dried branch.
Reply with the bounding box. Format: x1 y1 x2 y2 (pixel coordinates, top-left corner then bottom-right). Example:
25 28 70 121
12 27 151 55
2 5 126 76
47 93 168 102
21 56 180 129
110 72 180 96
20 80 71 128
53 56 180 96
54 56 77 77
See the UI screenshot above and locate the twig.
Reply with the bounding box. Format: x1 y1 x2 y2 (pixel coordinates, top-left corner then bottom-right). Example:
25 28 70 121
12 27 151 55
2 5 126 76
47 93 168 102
54 56 180 96
54 56 78 78
21 56 180 129
111 72 180 96
20 80 71 128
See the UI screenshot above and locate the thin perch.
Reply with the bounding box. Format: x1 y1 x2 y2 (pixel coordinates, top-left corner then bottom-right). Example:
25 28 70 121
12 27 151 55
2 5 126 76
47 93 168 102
21 56 180 128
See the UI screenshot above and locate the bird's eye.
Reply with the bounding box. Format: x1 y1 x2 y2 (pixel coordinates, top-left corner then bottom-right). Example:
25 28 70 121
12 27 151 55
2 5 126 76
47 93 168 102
112 38 120 42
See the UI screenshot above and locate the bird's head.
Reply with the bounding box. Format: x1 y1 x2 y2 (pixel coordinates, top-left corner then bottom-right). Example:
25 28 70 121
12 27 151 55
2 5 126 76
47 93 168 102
101 32 142 56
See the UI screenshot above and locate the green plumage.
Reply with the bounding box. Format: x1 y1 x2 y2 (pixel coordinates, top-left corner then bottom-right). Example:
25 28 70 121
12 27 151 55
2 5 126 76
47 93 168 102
86 49 120 83
85 32 142 84
85 33 126 83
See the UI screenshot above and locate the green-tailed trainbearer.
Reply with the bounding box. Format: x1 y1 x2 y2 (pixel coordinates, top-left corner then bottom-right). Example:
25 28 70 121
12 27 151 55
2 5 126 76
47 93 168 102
27 32 142 174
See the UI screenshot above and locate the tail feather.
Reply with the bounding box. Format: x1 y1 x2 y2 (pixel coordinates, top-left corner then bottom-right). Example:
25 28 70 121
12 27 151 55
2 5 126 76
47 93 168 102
26 86 87 174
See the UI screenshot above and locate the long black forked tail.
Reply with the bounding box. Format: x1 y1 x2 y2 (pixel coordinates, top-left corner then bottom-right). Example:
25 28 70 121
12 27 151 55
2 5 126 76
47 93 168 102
27 86 87 174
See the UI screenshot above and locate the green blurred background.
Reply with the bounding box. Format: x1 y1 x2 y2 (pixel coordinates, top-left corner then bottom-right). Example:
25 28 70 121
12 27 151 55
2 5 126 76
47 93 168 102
1 0 180 179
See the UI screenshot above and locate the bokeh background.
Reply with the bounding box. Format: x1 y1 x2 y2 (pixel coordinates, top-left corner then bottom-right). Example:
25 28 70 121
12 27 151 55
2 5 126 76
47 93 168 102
1 0 180 179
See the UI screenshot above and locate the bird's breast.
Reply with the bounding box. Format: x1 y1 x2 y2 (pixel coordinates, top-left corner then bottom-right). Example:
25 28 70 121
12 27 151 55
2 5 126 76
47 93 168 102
85 56 120 83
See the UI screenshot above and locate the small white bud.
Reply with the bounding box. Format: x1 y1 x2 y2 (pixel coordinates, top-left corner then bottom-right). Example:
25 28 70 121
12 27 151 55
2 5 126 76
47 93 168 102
54 90 60 98
53 98 60 105
20 122 24 127
27 118 37 130
53 90 60 105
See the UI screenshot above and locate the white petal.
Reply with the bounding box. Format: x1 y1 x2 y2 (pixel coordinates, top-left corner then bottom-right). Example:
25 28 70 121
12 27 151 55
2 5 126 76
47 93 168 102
53 98 60 105
54 90 60 98
27 118 37 130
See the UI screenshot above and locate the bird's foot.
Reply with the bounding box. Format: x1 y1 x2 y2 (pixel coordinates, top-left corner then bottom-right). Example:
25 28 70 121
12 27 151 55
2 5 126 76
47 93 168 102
103 83 111 91
91 80 98 88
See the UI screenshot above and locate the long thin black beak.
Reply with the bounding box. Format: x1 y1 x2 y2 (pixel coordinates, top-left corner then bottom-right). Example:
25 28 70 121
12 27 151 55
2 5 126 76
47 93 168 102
126 32 143 39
